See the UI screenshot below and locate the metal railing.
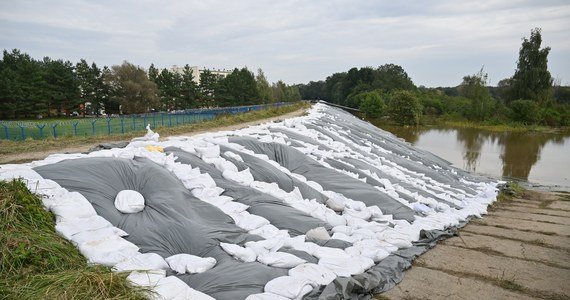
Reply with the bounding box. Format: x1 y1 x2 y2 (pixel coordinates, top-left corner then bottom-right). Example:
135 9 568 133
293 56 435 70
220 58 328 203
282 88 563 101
0 102 291 140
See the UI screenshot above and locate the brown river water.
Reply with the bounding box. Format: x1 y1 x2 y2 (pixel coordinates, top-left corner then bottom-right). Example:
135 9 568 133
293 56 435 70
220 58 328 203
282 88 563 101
381 126 570 191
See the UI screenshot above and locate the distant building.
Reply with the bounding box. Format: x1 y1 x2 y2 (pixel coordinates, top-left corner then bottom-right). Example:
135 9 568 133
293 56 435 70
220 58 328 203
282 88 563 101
168 65 232 85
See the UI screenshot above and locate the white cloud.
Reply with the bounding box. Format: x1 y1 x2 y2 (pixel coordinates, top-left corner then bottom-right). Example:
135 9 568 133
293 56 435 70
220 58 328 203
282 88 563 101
0 0 569 86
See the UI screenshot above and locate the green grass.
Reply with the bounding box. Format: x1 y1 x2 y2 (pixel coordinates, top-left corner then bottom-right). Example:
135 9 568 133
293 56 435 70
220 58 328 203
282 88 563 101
488 181 526 211
0 102 308 157
0 179 148 299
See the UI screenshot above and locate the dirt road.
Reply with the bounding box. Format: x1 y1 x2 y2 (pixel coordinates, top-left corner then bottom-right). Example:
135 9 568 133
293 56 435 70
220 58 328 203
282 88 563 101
0 109 306 165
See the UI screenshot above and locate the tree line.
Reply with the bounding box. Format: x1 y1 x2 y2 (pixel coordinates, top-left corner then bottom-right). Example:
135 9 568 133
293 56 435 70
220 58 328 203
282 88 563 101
0 51 301 119
298 28 570 126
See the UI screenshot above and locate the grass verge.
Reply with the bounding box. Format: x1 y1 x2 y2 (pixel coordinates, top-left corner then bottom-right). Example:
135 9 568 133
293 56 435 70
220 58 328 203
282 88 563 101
0 102 309 157
0 179 147 299
488 181 526 211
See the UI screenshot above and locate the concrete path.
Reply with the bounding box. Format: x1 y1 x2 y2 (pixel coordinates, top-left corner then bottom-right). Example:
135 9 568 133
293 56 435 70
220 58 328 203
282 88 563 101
379 190 570 300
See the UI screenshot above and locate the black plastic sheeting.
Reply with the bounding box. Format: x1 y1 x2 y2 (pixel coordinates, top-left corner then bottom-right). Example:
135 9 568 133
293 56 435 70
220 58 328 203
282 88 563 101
32 104 496 299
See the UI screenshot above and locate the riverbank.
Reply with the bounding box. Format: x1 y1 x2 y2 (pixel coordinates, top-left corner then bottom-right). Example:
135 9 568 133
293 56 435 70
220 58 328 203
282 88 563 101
0 103 308 164
379 187 570 300
362 114 570 133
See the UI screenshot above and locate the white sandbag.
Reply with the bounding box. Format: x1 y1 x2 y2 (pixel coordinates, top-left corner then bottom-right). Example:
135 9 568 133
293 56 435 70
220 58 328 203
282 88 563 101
324 211 347 227
312 247 351 260
264 276 316 299
165 254 216 274
55 215 114 240
153 276 216 300
375 230 413 248
330 232 356 243
71 226 129 245
222 168 254 185
413 202 432 215
305 180 324 192
318 257 363 277
294 242 320 256
115 190 145 214
127 269 166 287
224 151 244 162
191 187 225 199
51 201 98 222
367 205 383 218
183 173 216 190
237 214 270 231
257 252 306 268
220 243 257 262
245 292 290 300
195 145 220 158
212 158 239 173
202 195 233 207
249 224 281 239
219 202 249 214
282 235 306 249
245 238 285 254
305 227 330 241
113 253 169 272
331 225 353 235
343 208 371 220
78 235 140 266
288 263 337 285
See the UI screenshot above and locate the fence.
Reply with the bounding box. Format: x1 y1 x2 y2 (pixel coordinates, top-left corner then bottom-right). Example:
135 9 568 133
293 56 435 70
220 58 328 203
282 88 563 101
0 102 291 141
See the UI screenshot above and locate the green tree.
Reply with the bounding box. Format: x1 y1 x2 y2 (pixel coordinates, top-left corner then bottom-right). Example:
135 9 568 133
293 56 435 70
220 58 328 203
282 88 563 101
256 68 274 104
105 61 160 114
155 68 182 110
387 90 422 125
42 57 80 117
458 67 494 121
0 49 46 118
358 91 384 118
180 64 198 108
509 28 553 105
199 70 220 107
372 64 415 93
272 80 288 102
216 68 259 106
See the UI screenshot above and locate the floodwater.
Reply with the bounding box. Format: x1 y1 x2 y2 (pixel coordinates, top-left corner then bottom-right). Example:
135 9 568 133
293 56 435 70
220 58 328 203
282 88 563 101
381 126 570 190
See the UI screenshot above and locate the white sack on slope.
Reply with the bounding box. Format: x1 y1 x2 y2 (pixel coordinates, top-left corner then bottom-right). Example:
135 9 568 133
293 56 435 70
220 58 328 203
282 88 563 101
257 252 306 268
246 292 290 300
71 226 129 245
152 276 216 300
288 263 337 286
220 243 257 262
264 276 316 299
78 235 140 266
222 168 254 185
195 145 220 158
115 190 145 214
55 215 114 240
165 254 217 274
183 173 216 190
113 253 169 272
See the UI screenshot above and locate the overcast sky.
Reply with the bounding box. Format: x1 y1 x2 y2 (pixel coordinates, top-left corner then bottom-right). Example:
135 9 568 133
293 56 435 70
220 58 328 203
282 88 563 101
1 0 569 87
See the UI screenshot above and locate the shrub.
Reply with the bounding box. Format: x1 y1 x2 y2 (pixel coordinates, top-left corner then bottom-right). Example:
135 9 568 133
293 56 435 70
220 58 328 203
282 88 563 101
358 91 384 118
510 99 540 124
387 90 423 125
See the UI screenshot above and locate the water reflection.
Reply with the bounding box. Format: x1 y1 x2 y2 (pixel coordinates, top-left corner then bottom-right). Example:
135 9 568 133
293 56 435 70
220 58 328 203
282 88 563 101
381 125 570 187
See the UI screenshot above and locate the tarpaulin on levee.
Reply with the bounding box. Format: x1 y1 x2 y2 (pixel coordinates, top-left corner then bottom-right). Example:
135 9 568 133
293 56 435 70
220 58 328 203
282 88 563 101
0 103 498 299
